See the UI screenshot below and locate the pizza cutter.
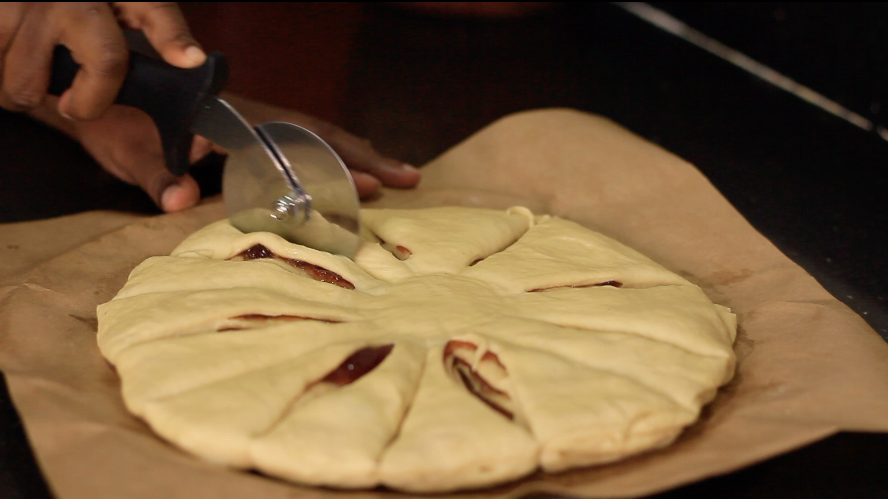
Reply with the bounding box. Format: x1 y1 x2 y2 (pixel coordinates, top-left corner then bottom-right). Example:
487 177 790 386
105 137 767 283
49 45 362 258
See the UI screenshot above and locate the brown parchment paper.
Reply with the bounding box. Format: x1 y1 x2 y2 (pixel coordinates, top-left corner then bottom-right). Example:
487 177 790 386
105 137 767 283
2 109 888 499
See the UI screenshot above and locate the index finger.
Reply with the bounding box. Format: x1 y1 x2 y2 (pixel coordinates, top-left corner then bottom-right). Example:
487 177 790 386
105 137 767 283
115 2 206 68
56 2 129 120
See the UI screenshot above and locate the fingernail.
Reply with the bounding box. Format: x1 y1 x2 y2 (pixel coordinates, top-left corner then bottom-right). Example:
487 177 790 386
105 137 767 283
161 182 184 211
58 92 74 120
185 46 207 65
400 163 418 171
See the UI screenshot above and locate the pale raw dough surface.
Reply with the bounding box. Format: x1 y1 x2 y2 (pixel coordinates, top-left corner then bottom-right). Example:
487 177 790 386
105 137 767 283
97 206 736 492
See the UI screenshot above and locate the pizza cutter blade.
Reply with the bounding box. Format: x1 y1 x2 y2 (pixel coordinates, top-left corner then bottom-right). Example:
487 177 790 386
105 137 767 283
192 97 361 257
211 106 362 258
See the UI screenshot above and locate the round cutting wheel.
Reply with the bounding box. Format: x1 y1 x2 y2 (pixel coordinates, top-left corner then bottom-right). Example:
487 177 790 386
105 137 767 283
223 121 361 257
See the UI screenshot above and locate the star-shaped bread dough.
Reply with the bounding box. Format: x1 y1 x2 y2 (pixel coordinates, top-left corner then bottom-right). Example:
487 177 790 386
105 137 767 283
98 206 736 492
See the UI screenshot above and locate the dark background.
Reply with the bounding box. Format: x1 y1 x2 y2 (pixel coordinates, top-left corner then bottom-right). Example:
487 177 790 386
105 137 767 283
2 3 886 498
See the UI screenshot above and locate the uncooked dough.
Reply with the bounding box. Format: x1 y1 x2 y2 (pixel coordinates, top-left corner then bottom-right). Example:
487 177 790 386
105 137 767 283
97 206 736 492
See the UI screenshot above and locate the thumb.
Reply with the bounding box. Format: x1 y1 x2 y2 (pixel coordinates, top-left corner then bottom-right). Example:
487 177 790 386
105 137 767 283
117 155 200 212
98 146 201 212
155 173 201 212
115 2 206 68
69 102 202 212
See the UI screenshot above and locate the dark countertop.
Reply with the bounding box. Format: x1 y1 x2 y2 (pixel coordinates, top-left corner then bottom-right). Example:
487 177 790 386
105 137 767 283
1 3 886 498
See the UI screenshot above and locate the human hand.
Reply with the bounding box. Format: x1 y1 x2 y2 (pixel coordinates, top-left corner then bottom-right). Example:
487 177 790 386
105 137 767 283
29 93 421 212
0 2 205 120
29 95 211 211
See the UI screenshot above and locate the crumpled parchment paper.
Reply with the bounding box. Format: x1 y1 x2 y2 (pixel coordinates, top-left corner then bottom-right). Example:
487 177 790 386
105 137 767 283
2 109 887 499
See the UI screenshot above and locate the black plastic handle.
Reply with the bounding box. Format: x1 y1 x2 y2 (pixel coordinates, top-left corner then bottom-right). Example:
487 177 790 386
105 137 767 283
49 45 228 176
